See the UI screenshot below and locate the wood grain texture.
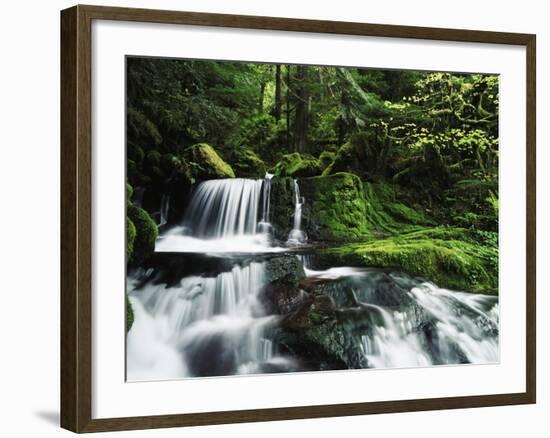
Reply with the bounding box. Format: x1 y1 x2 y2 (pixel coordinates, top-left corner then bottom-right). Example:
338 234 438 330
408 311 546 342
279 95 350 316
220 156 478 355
60 4 537 433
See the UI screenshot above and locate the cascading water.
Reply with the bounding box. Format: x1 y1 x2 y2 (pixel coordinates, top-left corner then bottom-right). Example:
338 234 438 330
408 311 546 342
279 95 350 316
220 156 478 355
305 267 499 368
287 179 307 244
257 173 273 234
127 262 282 380
159 193 170 226
184 178 264 237
128 175 499 381
155 175 281 253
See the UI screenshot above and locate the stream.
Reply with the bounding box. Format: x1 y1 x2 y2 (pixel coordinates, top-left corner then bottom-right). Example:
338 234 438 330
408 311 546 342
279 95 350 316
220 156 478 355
127 176 499 381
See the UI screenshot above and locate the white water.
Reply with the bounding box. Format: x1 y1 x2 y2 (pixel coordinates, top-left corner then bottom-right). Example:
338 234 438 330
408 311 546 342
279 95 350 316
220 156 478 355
155 226 285 254
127 262 282 380
185 178 265 237
306 266 499 368
130 176 499 380
159 193 170 226
156 176 279 253
287 179 307 244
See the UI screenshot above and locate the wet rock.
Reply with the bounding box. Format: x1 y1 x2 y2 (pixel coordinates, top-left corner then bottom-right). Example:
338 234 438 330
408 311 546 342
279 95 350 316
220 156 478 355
265 255 306 285
270 177 295 240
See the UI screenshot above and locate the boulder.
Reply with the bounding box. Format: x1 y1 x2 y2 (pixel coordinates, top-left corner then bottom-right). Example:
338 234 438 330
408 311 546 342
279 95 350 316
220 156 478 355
230 149 267 178
127 204 158 264
269 176 296 241
190 143 235 179
299 172 371 242
271 152 322 178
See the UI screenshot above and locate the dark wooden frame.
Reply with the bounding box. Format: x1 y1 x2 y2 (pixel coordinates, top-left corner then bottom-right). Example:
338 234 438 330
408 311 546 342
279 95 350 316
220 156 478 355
61 4 536 433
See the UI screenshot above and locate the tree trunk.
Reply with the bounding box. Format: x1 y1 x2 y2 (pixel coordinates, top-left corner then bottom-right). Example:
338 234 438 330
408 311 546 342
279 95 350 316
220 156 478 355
259 82 266 112
286 65 291 147
274 64 282 121
294 65 308 153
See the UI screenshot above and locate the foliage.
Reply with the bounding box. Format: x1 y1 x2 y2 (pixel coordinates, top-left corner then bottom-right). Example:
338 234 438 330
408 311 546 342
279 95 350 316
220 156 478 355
126 57 500 294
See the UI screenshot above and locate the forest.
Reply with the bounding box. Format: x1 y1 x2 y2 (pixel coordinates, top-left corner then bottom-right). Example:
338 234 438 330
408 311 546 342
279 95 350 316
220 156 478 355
125 57 499 378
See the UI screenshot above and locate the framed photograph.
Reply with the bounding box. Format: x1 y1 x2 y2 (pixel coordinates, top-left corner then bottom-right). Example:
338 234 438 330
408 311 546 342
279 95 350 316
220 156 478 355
60 4 536 433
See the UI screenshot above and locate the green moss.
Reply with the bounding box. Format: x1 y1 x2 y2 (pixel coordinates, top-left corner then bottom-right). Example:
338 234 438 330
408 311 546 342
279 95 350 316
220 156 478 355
127 218 136 260
127 204 158 264
297 174 432 242
270 176 296 240
299 172 371 241
126 183 133 201
271 152 322 178
323 227 498 294
363 182 433 235
126 297 134 332
319 151 336 170
190 143 235 179
231 149 267 178
322 142 353 176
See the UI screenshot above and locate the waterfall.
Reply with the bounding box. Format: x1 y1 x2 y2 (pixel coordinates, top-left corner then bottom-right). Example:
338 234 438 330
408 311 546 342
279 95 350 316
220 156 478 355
155 175 282 253
127 262 281 380
257 173 273 234
159 193 170 226
305 267 499 368
183 178 264 237
287 179 307 244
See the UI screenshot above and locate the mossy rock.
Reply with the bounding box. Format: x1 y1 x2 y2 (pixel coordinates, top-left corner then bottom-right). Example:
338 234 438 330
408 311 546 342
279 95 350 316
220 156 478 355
126 183 133 201
265 255 306 285
322 227 498 294
322 142 354 176
127 204 158 264
126 297 134 332
127 217 136 260
323 133 378 177
271 152 322 178
299 172 371 242
231 149 267 178
362 182 433 235
190 143 235 179
270 176 296 240
319 151 336 170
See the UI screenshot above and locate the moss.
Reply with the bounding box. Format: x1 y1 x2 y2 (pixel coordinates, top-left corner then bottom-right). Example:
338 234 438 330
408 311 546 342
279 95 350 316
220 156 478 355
299 172 371 241
322 226 498 294
363 182 433 235
127 217 136 260
319 151 336 170
126 297 134 332
270 176 296 240
271 152 322 178
322 142 353 176
127 204 158 264
190 143 235 179
231 149 267 178
126 183 133 201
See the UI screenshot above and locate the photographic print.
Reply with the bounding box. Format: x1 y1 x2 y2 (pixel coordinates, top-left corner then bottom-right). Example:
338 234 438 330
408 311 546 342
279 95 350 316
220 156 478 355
125 57 499 382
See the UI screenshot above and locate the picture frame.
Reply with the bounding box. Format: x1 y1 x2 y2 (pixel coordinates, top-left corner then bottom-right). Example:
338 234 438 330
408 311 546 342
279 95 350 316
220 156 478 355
60 4 536 433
